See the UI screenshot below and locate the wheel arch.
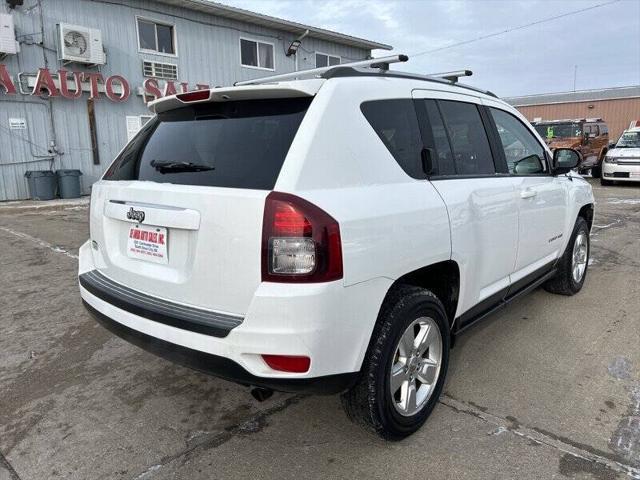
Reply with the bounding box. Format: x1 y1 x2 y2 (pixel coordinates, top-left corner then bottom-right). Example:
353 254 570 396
578 203 595 232
386 260 460 328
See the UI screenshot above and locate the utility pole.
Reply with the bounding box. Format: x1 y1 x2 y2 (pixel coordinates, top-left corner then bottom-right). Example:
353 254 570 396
573 65 578 92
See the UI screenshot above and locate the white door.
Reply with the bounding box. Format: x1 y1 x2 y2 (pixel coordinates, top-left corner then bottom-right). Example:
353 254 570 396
412 92 519 325
486 106 569 285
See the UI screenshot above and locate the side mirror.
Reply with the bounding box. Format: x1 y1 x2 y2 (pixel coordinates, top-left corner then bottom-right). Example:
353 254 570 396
552 148 581 175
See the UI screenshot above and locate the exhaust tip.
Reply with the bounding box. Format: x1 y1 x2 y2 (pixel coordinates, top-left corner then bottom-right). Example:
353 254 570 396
250 386 274 402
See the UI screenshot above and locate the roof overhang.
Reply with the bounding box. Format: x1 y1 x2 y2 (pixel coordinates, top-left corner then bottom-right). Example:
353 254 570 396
154 0 392 51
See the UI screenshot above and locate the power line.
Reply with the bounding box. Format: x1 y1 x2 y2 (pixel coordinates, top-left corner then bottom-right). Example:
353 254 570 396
410 0 622 58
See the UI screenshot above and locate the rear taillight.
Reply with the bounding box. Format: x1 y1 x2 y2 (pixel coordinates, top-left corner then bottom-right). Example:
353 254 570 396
262 192 342 283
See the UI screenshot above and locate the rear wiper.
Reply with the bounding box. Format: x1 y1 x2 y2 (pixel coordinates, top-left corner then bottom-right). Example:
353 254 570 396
150 160 215 173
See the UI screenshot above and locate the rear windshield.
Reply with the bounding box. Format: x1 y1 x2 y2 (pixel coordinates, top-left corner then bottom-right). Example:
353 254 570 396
103 97 312 190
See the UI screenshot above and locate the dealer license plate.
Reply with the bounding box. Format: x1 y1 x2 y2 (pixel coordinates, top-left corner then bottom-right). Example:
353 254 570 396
127 224 168 264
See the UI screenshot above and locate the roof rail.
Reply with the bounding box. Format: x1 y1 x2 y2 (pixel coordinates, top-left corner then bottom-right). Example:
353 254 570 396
322 67 498 98
234 54 409 86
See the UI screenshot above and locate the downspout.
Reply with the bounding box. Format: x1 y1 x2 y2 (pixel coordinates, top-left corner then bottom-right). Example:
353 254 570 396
293 29 309 73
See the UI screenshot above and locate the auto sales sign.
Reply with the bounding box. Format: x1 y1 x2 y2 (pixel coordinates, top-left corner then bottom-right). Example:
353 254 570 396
0 64 210 103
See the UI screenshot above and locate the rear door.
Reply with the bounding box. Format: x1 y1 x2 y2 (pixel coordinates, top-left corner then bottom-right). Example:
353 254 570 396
413 91 519 326
484 103 569 288
91 97 312 315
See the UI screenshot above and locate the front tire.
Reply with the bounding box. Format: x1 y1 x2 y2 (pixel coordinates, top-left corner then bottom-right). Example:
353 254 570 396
544 217 590 296
341 286 450 440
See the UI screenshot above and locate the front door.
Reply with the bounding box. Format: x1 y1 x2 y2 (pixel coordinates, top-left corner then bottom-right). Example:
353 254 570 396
484 104 569 289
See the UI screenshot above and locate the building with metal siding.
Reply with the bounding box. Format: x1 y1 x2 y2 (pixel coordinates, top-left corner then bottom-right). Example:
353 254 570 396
0 0 391 201
505 86 640 143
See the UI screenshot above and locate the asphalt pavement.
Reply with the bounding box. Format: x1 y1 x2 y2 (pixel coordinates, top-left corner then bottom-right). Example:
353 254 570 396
0 179 638 480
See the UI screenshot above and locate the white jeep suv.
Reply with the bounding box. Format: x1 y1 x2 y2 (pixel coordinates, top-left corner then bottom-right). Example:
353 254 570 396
79 56 594 439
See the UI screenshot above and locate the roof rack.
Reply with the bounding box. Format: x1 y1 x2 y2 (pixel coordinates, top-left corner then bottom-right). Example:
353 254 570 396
323 67 498 98
425 70 473 83
234 54 408 86
234 54 497 99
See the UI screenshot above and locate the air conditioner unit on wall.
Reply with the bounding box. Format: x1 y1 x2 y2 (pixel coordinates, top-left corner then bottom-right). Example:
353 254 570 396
0 13 20 59
57 23 106 65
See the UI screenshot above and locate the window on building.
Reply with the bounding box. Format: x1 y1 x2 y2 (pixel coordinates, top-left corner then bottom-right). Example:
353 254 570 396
315 53 340 68
437 100 495 175
240 38 274 70
361 99 425 179
126 115 154 142
137 18 176 55
490 108 546 175
142 61 178 80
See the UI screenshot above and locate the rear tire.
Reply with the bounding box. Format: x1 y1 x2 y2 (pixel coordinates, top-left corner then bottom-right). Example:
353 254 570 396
544 217 589 296
591 165 601 178
341 285 450 440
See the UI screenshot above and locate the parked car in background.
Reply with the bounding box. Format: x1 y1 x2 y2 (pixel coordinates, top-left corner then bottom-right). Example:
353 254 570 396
602 123 640 185
532 118 609 177
78 56 594 439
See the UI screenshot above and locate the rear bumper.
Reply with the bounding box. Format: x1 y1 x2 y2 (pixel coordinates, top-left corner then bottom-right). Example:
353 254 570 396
78 240 392 393
83 300 356 394
602 163 640 182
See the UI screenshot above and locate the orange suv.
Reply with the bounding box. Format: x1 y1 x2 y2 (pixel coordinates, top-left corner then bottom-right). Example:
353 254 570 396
532 118 609 177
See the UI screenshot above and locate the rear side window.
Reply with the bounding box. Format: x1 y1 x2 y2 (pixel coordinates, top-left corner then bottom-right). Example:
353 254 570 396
438 101 496 175
104 98 312 190
361 99 425 179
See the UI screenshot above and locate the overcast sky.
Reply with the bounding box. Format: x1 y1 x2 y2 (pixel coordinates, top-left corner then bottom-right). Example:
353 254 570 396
222 0 640 97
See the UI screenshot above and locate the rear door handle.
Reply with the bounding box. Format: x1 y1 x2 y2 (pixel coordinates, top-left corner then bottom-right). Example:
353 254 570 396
520 189 537 199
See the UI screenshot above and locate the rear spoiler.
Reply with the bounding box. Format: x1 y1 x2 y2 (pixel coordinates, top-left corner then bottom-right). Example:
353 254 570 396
148 80 324 114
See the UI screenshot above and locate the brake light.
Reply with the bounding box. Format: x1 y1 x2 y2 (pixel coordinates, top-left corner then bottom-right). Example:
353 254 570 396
262 192 342 283
262 354 310 373
176 90 210 102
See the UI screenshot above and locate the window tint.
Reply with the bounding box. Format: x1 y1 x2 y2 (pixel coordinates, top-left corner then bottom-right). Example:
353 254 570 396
422 100 455 175
600 123 608 134
361 99 424 179
490 108 547 175
438 101 495 175
104 98 311 190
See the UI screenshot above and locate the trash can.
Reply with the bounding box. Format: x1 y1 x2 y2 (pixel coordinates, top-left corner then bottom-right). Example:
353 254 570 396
24 170 57 200
56 169 83 199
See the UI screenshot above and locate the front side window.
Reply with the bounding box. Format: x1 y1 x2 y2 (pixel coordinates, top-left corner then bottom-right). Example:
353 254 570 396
137 19 175 55
438 101 495 175
105 98 311 190
490 108 547 175
361 99 424 179
315 53 340 68
240 39 274 70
